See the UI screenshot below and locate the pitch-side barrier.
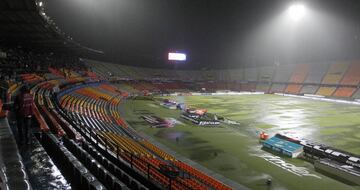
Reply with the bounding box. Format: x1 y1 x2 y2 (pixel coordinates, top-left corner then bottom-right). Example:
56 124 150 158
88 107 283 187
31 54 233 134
274 93 360 106
163 91 265 96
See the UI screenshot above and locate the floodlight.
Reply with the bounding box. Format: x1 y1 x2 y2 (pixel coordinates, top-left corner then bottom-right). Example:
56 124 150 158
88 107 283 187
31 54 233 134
168 52 187 61
287 4 306 21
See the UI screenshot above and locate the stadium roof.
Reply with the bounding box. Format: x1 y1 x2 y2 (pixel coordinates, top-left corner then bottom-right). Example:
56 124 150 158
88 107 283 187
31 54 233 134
0 0 104 57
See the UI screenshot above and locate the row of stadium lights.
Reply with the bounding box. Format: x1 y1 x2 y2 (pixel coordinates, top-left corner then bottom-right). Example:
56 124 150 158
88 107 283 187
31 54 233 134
36 1 75 44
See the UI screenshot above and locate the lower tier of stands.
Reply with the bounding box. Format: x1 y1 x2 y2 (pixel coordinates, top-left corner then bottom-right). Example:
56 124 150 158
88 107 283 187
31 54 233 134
256 83 270 92
353 89 360 99
269 84 287 93
300 85 319 94
316 87 337 96
285 84 302 94
52 81 233 190
333 87 357 97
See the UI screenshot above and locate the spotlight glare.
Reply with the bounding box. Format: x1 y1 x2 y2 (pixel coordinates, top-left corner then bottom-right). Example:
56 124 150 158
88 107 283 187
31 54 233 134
287 4 306 21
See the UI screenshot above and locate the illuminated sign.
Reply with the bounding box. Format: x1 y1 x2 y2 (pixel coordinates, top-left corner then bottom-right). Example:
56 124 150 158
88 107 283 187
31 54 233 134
168 53 186 61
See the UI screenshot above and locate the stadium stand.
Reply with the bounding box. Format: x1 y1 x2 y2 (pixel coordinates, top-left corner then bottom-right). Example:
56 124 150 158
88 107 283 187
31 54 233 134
228 69 244 82
256 66 275 93
300 85 320 94
176 70 194 81
258 66 275 82
244 68 257 82
86 60 111 78
269 84 287 93
321 62 349 84
40 133 107 190
352 89 360 99
198 70 212 81
339 61 360 85
241 82 257 91
289 64 310 83
215 70 228 82
285 64 309 94
333 87 357 97
316 87 337 96
304 63 329 84
108 63 132 78
256 83 271 93
285 84 303 94
272 64 295 83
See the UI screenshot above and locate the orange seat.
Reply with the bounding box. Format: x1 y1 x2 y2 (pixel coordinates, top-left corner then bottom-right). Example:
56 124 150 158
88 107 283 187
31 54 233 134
285 84 302 94
333 87 357 97
340 62 360 85
289 64 309 83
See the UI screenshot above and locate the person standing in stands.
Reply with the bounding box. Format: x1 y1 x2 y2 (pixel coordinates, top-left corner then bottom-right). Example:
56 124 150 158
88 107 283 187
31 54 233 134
14 86 34 145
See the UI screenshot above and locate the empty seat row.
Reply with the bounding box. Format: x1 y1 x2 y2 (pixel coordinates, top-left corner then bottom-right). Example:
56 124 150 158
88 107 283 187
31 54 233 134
100 132 153 158
174 161 231 190
80 139 149 190
63 138 129 190
40 133 106 190
285 84 302 94
340 62 360 85
321 63 349 84
255 83 270 92
333 87 357 97
316 87 336 96
269 84 286 93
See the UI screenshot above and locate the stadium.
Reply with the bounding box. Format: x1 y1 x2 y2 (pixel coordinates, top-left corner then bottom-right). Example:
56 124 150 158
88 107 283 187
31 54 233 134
0 0 360 190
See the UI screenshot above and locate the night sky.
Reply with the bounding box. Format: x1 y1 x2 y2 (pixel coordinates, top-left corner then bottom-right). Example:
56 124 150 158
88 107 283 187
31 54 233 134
45 0 360 69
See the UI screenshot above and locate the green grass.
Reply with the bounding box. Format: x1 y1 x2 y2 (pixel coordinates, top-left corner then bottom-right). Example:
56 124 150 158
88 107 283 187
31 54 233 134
122 94 360 190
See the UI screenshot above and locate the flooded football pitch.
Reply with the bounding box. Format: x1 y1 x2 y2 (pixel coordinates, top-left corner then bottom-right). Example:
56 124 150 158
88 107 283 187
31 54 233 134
123 94 360 190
